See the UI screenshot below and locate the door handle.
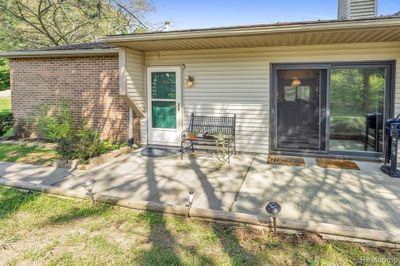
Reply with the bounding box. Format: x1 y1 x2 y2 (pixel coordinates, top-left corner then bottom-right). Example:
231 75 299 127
177 102 181 111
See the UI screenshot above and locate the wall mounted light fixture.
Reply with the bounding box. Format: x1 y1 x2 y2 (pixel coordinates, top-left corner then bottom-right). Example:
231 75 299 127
291 77 301 87
187 75 194 88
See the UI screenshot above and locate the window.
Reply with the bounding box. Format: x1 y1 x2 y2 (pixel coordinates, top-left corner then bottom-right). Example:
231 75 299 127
298 86 310 101
283 86 311 102
284 86 296 101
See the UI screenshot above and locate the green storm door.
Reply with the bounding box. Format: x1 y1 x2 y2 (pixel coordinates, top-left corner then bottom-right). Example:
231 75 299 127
148 67 182 145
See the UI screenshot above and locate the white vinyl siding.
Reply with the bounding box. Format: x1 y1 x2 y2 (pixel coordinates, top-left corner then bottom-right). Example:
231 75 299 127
350 0 376 19
125 48 147 143
338 0 376 20
124 42 400 153
145 51 270 153
126 49 145 112
338 0 351 20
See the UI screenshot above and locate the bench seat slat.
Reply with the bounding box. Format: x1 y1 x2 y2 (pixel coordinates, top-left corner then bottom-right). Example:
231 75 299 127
181 113 236 161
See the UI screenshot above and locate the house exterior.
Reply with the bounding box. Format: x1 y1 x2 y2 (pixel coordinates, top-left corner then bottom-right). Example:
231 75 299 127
7 46 134 142
1 0 400 159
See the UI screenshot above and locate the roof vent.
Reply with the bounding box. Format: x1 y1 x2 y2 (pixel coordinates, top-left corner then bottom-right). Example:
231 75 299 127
338 0 377 20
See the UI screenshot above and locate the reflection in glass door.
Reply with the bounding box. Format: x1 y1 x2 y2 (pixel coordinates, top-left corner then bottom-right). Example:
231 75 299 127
329 67 386 152
275 69 327 151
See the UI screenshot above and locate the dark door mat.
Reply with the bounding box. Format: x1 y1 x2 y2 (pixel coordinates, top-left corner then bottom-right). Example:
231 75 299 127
267 155 305 166
140 147 180 158
316 158 360 170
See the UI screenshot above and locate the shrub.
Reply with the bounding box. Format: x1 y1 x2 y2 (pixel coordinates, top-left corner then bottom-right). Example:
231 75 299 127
36 99 74 142
0 59 10 90
0 111 13 136
56 127 122 162
33 98 124 162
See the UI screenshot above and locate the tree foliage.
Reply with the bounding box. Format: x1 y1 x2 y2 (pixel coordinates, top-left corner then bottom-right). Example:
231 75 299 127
0 0 154 49
330 68 385 116
0 0 155 90
0 59 9 90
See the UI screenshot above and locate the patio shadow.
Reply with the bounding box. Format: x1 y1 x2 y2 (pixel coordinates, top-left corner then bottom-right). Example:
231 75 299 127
232 156 400 232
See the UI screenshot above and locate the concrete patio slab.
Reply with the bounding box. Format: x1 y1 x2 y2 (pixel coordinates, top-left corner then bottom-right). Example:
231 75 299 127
231 155 400 232
1 149 399 234
55 150 254 211
0 161 74 185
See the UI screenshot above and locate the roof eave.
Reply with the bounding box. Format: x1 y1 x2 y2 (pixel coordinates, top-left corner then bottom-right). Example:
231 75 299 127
101 17 400 43
0 48 118 59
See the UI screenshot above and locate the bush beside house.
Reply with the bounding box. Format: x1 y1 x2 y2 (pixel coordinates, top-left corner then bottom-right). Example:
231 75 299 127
0 59 9 90
28 98 125 163
0 55 133 166
0 111 13 136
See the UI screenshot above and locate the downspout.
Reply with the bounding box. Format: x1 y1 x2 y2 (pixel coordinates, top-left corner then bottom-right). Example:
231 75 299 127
128 108 135 147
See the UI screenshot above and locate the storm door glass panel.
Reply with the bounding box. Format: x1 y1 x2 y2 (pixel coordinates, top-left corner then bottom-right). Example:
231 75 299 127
152 101 176 128
329 67 385 152
151 72 176 99
276 69 323 151
151 72 177 129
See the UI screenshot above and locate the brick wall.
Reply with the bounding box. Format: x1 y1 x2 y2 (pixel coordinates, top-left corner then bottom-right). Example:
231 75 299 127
10 55 138 142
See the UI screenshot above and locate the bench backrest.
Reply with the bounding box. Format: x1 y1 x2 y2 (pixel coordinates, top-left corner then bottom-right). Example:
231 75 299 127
189 113 236 137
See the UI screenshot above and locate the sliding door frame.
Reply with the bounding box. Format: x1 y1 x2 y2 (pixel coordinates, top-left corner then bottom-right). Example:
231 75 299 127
270 63 330 155
270 61 395 159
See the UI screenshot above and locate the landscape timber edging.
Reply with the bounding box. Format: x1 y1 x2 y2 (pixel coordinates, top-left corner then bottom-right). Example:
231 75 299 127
0 178 399 248
58 146 136 170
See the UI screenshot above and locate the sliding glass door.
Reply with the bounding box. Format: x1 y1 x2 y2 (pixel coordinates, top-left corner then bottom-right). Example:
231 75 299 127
272 62 393 157
275 69 327 151
329 66 387 153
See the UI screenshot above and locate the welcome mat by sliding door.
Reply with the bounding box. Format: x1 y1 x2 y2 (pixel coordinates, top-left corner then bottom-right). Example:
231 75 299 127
267 155 305 167
316 158 360 170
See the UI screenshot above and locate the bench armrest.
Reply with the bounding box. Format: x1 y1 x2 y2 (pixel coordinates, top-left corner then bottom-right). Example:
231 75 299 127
181 129 190 140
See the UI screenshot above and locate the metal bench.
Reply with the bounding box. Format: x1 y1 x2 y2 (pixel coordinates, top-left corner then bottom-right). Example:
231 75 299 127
180 113 236 160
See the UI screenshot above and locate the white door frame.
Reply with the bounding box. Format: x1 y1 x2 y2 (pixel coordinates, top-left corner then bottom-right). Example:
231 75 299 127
147 66 182 146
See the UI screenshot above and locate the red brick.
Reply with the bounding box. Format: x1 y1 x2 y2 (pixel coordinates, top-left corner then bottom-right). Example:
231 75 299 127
9 56 139 142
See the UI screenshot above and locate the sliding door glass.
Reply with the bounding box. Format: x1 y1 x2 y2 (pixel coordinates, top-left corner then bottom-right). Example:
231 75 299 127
276 69 326 151
329 67 386 152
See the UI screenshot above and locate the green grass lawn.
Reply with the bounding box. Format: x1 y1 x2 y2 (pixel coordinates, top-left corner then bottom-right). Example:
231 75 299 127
0 143 60 165
0 187 399 265
0 96 11 112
